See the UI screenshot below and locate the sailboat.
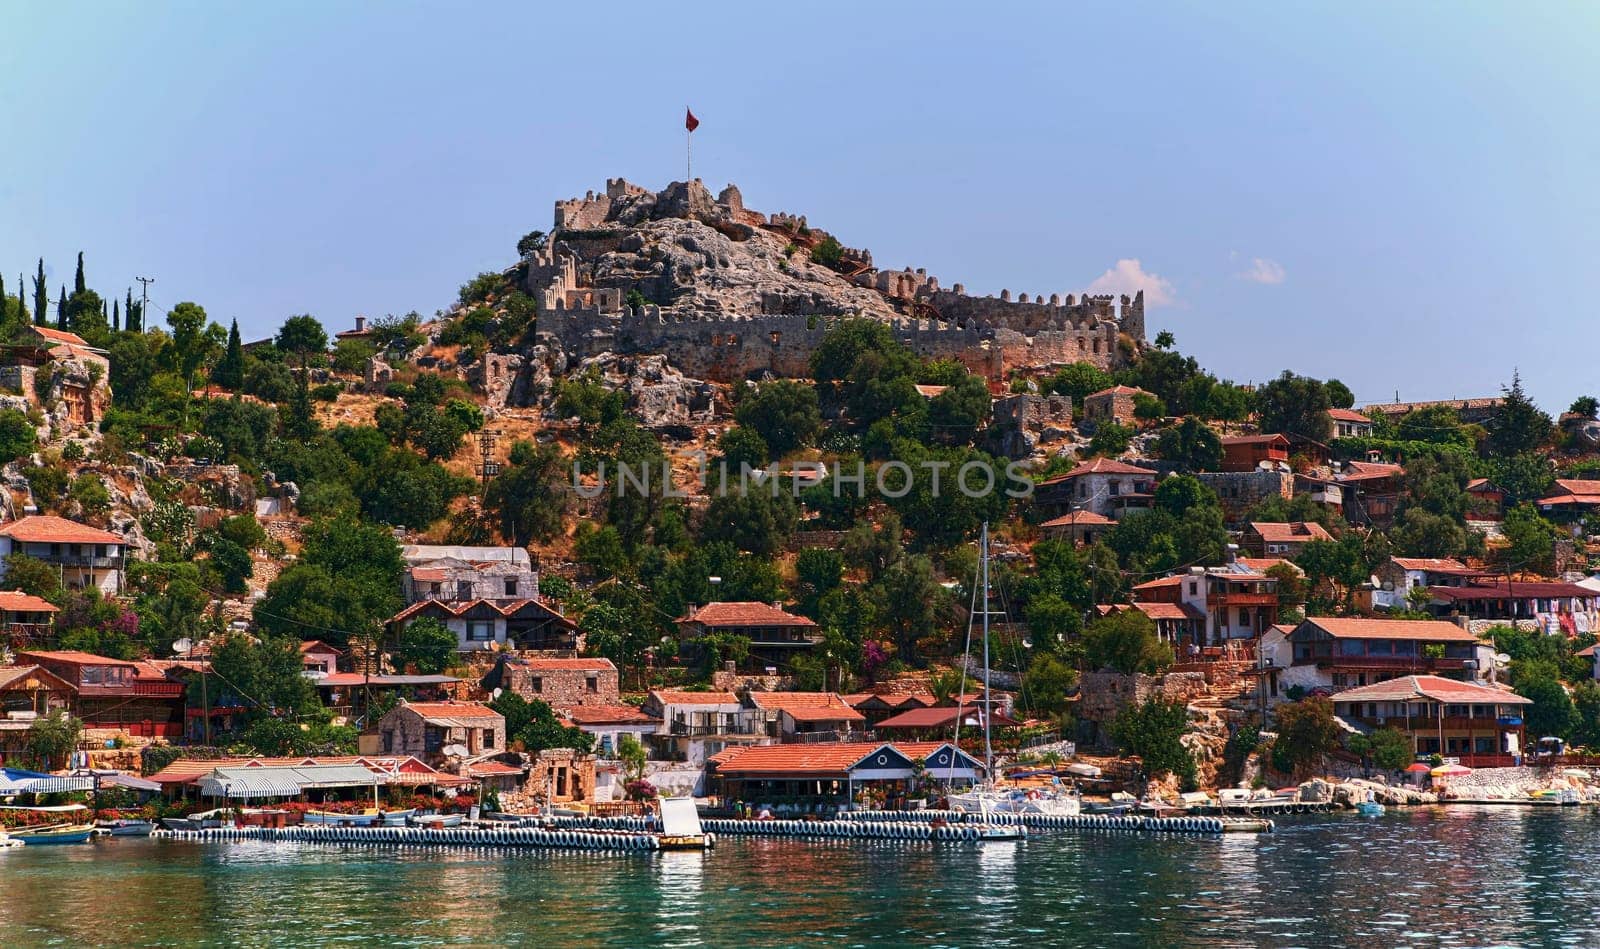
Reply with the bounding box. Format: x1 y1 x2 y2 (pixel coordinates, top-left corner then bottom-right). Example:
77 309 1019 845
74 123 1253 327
943 524 1065 830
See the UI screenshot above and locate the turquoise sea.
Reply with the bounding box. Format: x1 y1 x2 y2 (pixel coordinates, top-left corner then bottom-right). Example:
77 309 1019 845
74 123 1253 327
2 807 1596 947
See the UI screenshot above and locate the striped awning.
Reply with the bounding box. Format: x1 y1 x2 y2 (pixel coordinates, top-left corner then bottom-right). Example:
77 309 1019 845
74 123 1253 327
198 764 385 800
0 768 95 794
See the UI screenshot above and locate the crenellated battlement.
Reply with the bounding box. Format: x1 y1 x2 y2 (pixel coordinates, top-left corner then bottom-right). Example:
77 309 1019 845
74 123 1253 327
530 178 1148 382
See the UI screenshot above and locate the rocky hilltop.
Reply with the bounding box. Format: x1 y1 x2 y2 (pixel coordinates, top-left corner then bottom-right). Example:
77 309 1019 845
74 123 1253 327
509 178 1147 386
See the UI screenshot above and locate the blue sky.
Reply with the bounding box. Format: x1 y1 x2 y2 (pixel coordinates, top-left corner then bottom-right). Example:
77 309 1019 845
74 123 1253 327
3 2 1596 411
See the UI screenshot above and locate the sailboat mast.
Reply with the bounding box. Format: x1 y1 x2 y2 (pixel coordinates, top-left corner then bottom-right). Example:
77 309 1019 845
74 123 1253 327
981 522 993 780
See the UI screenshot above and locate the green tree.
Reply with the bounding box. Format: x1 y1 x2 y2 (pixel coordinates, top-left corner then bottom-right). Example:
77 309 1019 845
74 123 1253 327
253 515 403 650
1296 535 1369 611
699 490 798 557
716 427 769 472
926 373 992 446
485 440 572 545
734 379 822 456
1325 379 1355 409
1083 609 1173 674
26 709 82 769
1346 726 1413 773
166 301 213 397
1498 503 1559 574
1270 697 1341 777
1519 669 1576 740
3 553 61 600
0 408 38 463
1044 362 1115 404
32 259 48 327
1111 697 1196 785
1020 654 1077 717
1154 416 1222 472
213 319 246 389
275 314 329 364
1089 421 1133 457
392 616 457 675
205 537 253 594
1256 370 1332 442
554 369 625 433
490 692 593 754
616 733 647 781
1486 370 1553 457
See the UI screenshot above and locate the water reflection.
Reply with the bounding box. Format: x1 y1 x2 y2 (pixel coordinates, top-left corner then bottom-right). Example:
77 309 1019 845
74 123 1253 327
4 813 1600 946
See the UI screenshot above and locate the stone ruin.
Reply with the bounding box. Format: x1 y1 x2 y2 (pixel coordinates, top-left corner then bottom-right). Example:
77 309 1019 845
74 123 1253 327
510 178 1148 392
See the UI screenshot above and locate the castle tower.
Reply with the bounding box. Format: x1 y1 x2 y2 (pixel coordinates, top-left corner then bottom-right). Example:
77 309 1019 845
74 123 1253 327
1123 289 1146 342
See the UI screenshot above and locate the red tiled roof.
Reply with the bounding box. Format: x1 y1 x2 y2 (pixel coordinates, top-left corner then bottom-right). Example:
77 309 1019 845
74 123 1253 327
1327 408 1373 423
0 591 59 613
388 597 575 628
1554 479 1600 496
1131 575 1184 592
1040 510 1114 528
0 516 123 545
0 664 75 692
29 325 91 347
842 692 934 710
1337 461 1405 482
1220 434 1288 446
1330 674 1529 705
746 691 854 710
1390 557 1469 572
875 707 1018 730
561 704 658 726
1132 602 1203 622
1298 617 1478 642
1537 494 1600 507
1428 582 1599 602
913 384 948 398
402 701 502 720
648 689 740 706
681 602 816 628
298 639 342 655
18 649 136 667
409 567 448 582
782 705 866 723
1236 557 1299 575
1041 457 1158 484
519 657 616 672
465 760 524 777
711 741 958 777
1249 521 1333 544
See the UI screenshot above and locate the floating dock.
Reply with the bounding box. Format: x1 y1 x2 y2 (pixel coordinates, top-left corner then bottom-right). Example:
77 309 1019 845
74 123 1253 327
151 823 664 851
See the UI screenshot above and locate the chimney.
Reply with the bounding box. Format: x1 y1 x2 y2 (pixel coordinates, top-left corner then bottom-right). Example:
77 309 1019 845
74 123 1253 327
771 601 782 611
354 315 366 333
1226 543 1239 562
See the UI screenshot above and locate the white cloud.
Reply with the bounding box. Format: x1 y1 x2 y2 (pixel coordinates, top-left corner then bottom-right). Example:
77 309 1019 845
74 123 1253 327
1236 256 1286 285
1086 258 1176 306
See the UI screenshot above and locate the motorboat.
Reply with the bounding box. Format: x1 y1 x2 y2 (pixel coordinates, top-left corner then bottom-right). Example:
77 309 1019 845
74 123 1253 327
159 809 228 832
10 824 95 844
949 786 1081 817
95 818 154 836
1354 801 1386 816
406 812 463 828
303 809 382 826
377 809 417 826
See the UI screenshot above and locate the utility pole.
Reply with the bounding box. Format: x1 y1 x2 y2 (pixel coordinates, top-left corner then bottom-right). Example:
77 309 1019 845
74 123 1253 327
476 428 503 497
136 276 154 330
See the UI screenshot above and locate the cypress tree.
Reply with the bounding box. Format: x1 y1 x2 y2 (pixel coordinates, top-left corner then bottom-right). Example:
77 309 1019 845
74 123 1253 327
214 318 246 389
0 272 5 322
32 259 47 325
125 289 136 332
113 299 121 332
74 252 86 295
17 274 27 324
57 286 67 329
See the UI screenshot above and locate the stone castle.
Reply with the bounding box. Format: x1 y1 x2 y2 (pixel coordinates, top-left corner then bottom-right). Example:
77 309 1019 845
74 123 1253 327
522 178 1147 383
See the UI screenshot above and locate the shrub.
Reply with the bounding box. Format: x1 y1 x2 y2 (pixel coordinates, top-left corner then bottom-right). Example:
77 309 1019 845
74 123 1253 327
809 236 843 268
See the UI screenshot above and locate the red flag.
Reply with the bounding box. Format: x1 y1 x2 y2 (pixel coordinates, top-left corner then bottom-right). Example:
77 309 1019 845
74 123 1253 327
685 108 700 133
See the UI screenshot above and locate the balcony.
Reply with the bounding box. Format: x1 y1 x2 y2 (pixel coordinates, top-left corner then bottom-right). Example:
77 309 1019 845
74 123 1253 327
1210 592 1279 607
77 680 185 698
1307 656 1468 672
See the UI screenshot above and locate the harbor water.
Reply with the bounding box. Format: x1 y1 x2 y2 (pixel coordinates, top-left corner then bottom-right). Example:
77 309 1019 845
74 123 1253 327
3 806 1597 947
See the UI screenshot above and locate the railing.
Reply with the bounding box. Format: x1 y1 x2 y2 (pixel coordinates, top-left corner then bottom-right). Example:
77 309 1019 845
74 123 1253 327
1211 593 1279 607
781 730 866 744
669 721 746 737
1306 656 1469 672
77 681 185 698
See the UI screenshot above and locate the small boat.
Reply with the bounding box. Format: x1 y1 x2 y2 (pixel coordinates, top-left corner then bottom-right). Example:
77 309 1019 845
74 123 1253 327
159 809 228 832
303 809 381 826
377 809 417 826
406 812 463 828
1355 801 1386 816
11 824 95 844
656 796 711 850
96 819 154 836
0 831 21 850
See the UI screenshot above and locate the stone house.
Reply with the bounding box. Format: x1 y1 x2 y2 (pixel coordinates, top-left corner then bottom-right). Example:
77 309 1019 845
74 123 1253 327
560 704 660 758
1131 564 1281 647
375 700 505 765
1037 509 1114 546
1196 470 1294 524
526 748 597 805
1081 385 1152 426
481 655 619 709
1371 557 1481 610
401 550 539 604
0 326 112 431
0 516 128 596
1034 457 1161 519
1327 408 1375 439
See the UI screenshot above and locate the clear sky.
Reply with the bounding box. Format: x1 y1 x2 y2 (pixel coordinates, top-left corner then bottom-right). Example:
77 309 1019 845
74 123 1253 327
3 2 1596 411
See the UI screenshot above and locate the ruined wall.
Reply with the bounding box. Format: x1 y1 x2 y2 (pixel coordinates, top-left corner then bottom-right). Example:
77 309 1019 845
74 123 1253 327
1196 471 1294 524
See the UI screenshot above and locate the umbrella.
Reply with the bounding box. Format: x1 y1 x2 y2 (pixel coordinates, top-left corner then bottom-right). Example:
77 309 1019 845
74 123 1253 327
1561 769 1591 780
1404 763 1432 774
1431 764 1471 777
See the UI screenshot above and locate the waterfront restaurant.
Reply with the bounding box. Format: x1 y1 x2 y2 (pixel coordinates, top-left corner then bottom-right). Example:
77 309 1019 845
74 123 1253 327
1330 675 1531 765
707 741 983 809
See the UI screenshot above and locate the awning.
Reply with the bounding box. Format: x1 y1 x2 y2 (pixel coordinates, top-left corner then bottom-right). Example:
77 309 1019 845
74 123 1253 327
0 768 95 794
198 764 386 799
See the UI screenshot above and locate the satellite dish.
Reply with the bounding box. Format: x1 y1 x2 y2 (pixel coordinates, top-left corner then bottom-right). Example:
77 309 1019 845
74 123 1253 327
491 688 503 699
1494 653 1512 669
172 638 194 656
442 743 469 757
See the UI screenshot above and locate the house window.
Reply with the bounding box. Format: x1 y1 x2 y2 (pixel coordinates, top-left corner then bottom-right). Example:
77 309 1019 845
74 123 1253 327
481 728 495 749
382 730 395 753
424 727 444 753
585 675 599 693
457 581 473 600
1237 609 1248 626
466 621 493 641
1108 481 1120 497
1188 582 1197 596
504 579 518 596
531 677 544 693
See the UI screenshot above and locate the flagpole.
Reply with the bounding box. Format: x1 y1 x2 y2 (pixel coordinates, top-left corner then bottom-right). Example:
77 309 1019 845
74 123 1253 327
686 105 692 181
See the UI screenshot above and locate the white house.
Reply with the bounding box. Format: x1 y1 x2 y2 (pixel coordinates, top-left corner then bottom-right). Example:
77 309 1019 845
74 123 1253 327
0 516 127 595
